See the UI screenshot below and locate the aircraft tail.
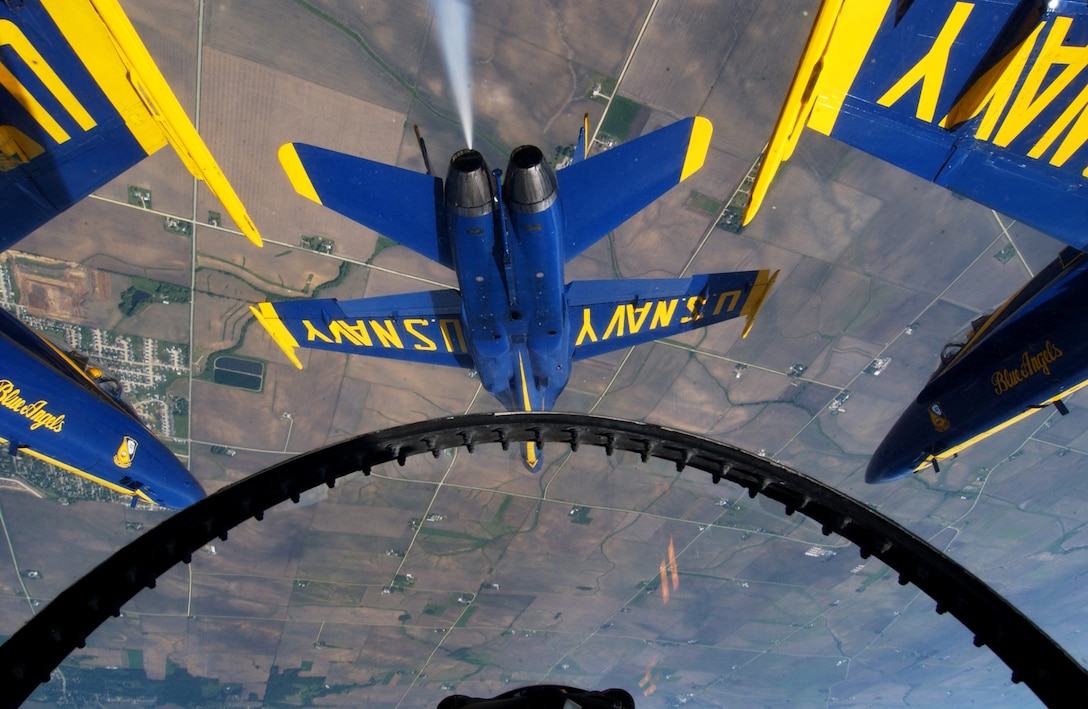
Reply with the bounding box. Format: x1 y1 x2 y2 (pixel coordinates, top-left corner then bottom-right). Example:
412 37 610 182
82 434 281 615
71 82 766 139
742 0 1088 249
0 0 261 247
558 116 713 261
567 270 777 361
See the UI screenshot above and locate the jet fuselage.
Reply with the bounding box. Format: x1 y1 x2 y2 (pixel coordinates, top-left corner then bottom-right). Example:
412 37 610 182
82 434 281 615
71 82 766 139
867 248 1088 482
0 308 204 508
445 146 569 418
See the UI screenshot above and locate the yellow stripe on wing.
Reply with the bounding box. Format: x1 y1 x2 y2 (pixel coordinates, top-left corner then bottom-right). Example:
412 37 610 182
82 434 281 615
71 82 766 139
740 269 779 338
250 302 303 369
36 0 151 147
0 20 95 144
805 0 892 135
743 0 891 226
42 0 263 246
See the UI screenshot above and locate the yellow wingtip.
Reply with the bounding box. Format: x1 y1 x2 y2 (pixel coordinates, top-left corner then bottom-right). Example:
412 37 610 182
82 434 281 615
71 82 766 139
740 269 779 338
680 116 713 182
80 0 262 247
250 303 303 369
581 113 589 160
743 0 888 227
66 0 263 247
278 143 323 205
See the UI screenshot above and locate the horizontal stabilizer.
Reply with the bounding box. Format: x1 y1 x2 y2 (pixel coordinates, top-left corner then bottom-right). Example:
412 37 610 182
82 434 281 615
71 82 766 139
251 290 473 369
568 269 776 361
558 116 712 261
279 143 452 268
0 0 261 247
743 0 1088 249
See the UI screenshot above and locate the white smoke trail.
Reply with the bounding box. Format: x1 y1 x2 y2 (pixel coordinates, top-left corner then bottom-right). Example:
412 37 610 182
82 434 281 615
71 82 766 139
434 0 474 148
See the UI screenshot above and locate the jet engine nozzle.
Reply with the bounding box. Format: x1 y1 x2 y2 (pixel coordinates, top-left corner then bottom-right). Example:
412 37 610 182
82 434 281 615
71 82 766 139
445 149 495 217
503 145 557 214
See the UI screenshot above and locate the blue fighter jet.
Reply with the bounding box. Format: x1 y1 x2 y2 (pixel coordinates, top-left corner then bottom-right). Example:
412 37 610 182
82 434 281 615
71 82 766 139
0 0 261 507
0 308 205 508
253 117 777 471
868 247 1088 481
744 0 1088 482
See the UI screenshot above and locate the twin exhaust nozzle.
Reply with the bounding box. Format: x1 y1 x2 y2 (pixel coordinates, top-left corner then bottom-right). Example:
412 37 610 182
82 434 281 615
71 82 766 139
445 146 557 217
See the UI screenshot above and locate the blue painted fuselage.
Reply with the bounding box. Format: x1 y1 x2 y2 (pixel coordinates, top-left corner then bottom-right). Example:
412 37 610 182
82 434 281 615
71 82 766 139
0 0 261 507
744 0 1088 481
0 308 204 508
446 147 568 416
868 249 1088 482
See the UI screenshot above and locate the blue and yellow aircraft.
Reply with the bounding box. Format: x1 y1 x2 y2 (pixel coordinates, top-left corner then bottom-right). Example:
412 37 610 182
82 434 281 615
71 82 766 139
0 0 261 507
253 117 777 471
0 308 206 508
744 0 1088 482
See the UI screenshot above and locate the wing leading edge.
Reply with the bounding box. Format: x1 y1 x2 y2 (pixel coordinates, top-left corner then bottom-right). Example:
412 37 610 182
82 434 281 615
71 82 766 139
0 0 261 246
568 270 777 361
743 0 1088 248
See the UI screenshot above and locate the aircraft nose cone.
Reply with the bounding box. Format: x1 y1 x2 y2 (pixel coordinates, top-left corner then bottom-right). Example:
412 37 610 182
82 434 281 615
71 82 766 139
865 441 918 483
141 451 207 509
865 401 939 483
167 475 207 509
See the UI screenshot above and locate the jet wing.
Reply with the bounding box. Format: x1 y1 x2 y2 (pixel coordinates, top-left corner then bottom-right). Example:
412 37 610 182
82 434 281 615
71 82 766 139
568 269 777 361
743 0 1088 249
0 0 260 247
279 143 451 269
251 289 473 369
558 116 712 262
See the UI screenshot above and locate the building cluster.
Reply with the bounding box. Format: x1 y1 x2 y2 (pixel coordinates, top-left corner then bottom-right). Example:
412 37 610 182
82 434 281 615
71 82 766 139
0 454 143 507
0 261 190 438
